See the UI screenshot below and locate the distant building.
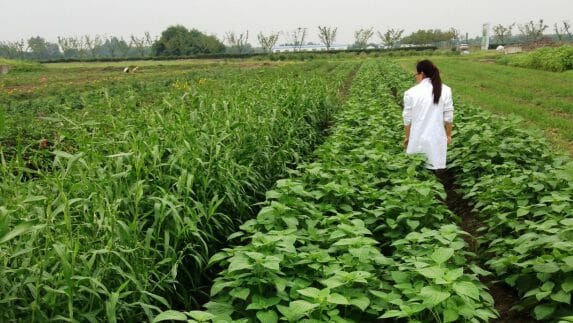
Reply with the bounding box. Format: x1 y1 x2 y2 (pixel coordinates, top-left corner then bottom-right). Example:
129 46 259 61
272 44 348 53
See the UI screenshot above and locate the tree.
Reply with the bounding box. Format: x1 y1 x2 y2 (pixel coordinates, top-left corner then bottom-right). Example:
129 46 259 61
518 19 549 41
564 21 573 40
153 25 190 56
554 21 572 41
153 25 225 56
84 35 103 58
449 27 460 41
257 32 280 53
286 27 307 50
119 37 132 57
377 28 404 49
144 32 155 48
492 23 515 44
130 35 147 57
0 40 26 59
190 29 225 54
317 26 337 50
27 36 48 59
225 31 250 54
106 36 119 58
401 29 453 45
353 28 374 49
58 36 78 58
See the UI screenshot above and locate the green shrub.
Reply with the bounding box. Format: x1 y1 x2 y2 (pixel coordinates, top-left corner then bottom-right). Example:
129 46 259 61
497 45 573 72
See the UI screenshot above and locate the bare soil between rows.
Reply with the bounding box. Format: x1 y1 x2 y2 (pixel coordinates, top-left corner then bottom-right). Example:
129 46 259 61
435 169 535 323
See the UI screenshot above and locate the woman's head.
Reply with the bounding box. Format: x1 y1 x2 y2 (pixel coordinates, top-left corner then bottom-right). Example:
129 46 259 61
416 59 442 104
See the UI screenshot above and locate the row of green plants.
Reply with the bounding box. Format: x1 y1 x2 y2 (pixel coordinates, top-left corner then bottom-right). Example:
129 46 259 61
497 44 573 72
165 60 496 322
386 59 573 320
447 103 573 320
0 61 356 321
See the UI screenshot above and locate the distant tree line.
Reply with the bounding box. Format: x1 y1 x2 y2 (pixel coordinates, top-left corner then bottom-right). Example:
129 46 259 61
1 19 571 61
492 20 572 45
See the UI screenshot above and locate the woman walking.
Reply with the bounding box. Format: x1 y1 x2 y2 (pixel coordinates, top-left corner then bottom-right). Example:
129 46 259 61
403 59 454 170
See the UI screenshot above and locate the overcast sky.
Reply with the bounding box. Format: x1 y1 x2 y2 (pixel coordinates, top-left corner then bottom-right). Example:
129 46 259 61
1 0 572 45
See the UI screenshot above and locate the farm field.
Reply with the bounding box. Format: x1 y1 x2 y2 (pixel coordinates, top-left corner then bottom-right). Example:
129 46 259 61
1 56 573 322
0 58 359 321
395 55 573 155
0 59 295 101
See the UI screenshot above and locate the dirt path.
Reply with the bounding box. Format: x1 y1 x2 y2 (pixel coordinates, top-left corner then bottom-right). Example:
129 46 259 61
435 169 535 323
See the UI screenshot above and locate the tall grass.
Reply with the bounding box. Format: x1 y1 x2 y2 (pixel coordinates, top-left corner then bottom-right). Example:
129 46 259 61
0 61 356 321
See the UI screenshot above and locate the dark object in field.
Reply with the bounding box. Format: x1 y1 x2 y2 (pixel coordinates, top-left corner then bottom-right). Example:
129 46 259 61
39 139 49 149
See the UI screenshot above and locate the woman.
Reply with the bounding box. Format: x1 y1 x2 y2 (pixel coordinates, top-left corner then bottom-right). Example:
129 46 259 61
403 59 454 170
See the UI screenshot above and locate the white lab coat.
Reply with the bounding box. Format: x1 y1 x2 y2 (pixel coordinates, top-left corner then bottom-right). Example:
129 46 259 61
403 78 454 170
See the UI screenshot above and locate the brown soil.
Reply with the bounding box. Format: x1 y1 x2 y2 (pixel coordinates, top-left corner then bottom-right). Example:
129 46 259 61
435 169 535 323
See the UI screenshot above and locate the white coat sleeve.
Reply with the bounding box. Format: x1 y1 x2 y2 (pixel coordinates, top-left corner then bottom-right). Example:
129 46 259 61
403 91 413 126
443 90 454 123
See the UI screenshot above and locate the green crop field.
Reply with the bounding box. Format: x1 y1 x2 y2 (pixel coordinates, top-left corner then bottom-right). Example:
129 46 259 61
1 56 572 322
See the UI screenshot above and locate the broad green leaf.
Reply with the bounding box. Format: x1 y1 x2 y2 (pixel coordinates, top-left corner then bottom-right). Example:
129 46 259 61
431 248 454 264
228 256 252 273
321 276 344 289
282 216 299 229
541 281 555 292
261 257 281 271
443 308 459 323
379 310 404 319
349 295 370 311
203 301 234 316
453 281 480 301
246 295 281 310
327 293 349 305
265 190 282 200
229 287 250 301
289 300 319 314
369 290 388 299
562 277 573 293
406 219 420 230
391 271 410 283
415 186 431 196
297 287 321 299
533 262 560 273
227 231 244 240
210 280 233 297
277 301 318 321
417 267 445 280
535 291 551 301
563 256 573 267
208 252 230 266
445 268 464 282
256 310 278 323
469 264 491 276
187 311 215 322
152 310 187 322
534 304 556 320
550 290 571 304
420 286 450 306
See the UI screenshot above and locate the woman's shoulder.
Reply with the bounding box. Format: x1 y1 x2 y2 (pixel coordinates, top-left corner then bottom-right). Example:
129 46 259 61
442 83 452 95
405 83 423 95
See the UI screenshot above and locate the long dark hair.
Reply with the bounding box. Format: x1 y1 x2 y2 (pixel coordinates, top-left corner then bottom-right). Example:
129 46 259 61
416 59 442 104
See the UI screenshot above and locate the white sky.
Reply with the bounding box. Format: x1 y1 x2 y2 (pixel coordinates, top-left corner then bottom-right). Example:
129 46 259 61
1 0 571 45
